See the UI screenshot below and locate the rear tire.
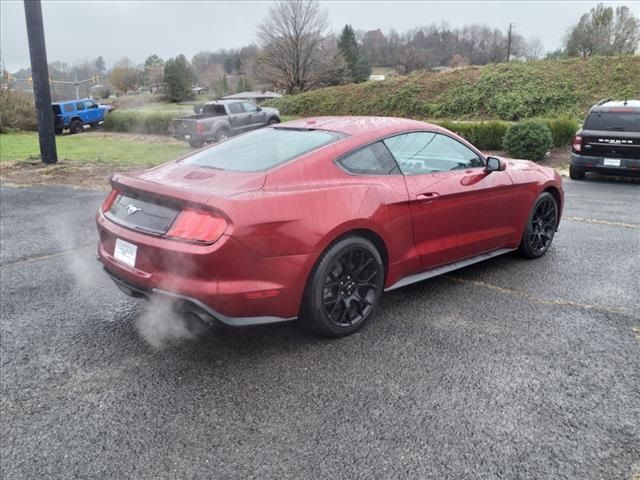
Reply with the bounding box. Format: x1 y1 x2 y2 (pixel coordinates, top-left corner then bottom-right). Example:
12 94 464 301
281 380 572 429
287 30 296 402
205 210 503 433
569 165 585 180
301 236 384 338
215 128 230 143
518 192 558 259
189 139 204 148
54 127 63 135
70 120 83 134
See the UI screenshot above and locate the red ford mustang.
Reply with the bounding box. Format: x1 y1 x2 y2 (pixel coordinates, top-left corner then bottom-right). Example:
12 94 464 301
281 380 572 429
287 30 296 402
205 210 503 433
97 117 563 337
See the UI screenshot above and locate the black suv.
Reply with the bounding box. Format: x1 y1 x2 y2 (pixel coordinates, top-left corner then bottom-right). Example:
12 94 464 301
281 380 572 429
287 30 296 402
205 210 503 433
570 99 640 180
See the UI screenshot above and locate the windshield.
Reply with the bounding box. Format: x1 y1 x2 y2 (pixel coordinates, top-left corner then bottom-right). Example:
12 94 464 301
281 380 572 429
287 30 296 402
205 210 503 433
584 111 640 132
181 127 346 172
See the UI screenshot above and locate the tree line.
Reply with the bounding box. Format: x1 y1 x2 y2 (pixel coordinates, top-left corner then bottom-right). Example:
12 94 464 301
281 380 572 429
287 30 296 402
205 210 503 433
5 1 638 101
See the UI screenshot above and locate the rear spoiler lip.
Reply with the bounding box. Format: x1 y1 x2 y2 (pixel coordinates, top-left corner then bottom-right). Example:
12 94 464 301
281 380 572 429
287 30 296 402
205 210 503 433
109 172 213 210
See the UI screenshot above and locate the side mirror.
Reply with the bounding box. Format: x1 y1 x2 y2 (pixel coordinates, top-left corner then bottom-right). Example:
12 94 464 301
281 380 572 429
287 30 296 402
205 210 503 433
485 156 505 173
256 106 262 112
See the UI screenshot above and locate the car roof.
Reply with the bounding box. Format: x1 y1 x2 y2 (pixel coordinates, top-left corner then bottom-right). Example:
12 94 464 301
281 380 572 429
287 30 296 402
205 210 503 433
279 116 433 137
591 100 640 112
53 98 92 105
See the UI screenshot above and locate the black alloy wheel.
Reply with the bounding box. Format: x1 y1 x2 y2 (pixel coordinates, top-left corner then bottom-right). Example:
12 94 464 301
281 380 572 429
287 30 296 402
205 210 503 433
302 236 384 337
519 192 558 258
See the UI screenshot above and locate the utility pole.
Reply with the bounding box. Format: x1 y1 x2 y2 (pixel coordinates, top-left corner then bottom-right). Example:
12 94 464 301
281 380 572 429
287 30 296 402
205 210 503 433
506 23 515 62
24 0 57 164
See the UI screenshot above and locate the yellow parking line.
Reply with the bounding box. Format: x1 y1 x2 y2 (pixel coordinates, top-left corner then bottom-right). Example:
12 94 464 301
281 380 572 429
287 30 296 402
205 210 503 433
565 216 638 229
446 275 628 316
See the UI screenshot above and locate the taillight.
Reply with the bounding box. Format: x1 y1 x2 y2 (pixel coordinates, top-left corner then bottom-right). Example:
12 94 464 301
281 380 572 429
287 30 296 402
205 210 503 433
165 208 227 244
196 123 204 135
572 135 582 153
101 189 119 213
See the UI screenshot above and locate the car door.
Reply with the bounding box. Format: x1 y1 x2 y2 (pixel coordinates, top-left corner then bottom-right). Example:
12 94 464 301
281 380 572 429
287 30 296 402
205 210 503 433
226 102 247 133
242 102 266 129
84 100 101 123
75 101 88 124
383 131 516 270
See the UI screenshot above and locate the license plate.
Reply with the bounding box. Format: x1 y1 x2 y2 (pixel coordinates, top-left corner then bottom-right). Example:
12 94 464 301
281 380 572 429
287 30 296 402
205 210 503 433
114 238 137 268
184 134 191 140
603 158 621 167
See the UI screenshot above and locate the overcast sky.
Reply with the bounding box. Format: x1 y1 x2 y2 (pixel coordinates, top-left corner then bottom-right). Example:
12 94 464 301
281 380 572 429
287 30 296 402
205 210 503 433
1 0 638 72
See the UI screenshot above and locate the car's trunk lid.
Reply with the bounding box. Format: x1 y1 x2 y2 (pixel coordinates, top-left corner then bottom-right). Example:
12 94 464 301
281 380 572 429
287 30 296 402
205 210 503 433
107 163 265 235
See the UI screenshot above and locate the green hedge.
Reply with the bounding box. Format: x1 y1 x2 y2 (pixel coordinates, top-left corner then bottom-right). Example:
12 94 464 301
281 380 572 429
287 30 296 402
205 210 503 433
432 120 509 150
103 111 175 135
432 118 577 150
543 117 580 148
503 120 553 161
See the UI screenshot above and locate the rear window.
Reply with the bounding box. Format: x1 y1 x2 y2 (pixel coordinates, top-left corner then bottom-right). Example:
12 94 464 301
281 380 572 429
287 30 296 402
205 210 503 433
52 105 61 114
202 104 226 115
584 111 640 132
182 127 346 172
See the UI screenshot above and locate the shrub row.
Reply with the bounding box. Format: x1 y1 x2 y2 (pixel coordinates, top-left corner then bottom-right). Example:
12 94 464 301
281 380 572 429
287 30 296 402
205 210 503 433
103 111 175 135
433 117 578 151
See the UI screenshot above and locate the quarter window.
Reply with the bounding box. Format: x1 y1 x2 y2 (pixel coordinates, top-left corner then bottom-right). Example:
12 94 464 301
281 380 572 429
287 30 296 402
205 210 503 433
75 102 85 111
384 132 484 175
63 104 74 112
337 142 399 175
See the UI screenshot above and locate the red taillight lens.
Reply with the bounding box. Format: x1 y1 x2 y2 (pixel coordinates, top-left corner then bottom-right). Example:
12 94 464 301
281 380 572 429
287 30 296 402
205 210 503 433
572 135 582 153
165 208 227 244
196 123 204 135
101 189 119 213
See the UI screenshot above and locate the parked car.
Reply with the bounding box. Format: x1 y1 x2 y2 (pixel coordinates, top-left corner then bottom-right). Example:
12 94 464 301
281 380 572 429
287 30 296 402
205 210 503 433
97 117 564 338
171 100 280 148
570 99 640 179
51 98 111 134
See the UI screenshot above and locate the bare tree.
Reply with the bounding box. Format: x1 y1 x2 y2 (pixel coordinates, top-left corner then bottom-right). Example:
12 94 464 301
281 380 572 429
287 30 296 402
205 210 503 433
257 0 329 93
526 37 545 59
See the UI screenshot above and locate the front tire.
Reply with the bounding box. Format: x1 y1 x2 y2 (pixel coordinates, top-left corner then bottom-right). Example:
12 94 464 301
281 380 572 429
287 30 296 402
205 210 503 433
518 192 558 259
301 236 384 337
569 165 585 180
268 117 280 125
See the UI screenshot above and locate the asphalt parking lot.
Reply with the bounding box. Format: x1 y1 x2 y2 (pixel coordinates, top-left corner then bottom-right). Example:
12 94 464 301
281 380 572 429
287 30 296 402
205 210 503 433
1 177 638 480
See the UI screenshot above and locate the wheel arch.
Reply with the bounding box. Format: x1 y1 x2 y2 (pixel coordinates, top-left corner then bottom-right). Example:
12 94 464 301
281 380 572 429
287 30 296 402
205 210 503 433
543 185 563 224
311 225 390 284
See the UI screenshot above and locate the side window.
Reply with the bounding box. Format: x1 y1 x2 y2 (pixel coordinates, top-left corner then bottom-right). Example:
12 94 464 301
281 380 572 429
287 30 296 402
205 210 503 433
242 102 258 113
84 100 97 109
75 102 85 111
63 104 74 112
337 141 399 175
228 103 244 114
384 132 484 175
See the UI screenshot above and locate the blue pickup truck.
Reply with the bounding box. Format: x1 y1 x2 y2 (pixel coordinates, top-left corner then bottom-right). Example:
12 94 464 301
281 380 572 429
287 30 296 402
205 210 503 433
52 98 112 134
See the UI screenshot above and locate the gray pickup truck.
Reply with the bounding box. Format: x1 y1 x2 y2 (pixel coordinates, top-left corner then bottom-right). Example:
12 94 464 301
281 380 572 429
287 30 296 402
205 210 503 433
171 99 280 147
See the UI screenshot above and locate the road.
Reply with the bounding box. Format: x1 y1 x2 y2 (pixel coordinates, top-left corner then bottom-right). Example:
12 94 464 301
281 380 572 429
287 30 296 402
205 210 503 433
1 177 639 479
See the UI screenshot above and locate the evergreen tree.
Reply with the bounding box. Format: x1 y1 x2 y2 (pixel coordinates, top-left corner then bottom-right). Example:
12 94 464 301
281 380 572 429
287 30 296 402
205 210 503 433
338 24 371 83
164 55 193 102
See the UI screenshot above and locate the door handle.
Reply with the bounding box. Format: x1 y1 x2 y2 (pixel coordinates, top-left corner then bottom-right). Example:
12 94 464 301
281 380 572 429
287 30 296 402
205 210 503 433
416 192 439 201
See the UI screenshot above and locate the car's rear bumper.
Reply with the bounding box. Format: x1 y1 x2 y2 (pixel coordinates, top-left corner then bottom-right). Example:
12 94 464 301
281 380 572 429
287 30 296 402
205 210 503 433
103 266 296 327
96 213 312 325
571 153 640 176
